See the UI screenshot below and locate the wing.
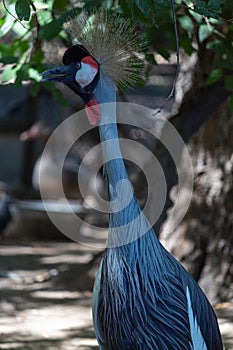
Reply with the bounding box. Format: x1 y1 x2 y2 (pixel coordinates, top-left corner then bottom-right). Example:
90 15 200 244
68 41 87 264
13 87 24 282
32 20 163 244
186 286 208 350
92 233 223 350
161 243 223 350
93 250 194 350
185 276 223 350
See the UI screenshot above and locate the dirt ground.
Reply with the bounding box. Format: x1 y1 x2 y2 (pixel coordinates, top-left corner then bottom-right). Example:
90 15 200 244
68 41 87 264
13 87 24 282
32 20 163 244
0 241 232 350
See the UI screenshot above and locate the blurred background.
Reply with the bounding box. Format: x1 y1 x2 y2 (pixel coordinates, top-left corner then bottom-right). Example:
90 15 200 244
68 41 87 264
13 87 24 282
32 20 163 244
0 0 232 349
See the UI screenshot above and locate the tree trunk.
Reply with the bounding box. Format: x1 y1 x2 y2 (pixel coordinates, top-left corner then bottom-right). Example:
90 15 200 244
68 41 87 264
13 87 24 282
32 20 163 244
160 101 233 303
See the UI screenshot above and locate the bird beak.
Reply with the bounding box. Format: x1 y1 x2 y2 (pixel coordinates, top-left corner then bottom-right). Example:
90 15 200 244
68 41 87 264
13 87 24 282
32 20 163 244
41 65 72 82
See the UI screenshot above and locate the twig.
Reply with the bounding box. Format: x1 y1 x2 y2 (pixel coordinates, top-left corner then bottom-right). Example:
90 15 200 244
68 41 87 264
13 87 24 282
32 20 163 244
154 0 180 115
30 3 42 51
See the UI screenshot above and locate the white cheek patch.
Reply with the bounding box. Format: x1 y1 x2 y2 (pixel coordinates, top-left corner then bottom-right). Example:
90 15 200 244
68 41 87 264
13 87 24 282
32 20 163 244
75 62 98 88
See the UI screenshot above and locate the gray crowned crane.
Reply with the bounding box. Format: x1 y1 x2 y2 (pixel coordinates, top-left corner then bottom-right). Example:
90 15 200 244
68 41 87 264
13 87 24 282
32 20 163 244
41 11 223 350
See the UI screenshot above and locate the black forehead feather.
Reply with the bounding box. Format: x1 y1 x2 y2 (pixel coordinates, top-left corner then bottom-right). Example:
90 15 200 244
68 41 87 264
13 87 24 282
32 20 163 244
62 44 90 65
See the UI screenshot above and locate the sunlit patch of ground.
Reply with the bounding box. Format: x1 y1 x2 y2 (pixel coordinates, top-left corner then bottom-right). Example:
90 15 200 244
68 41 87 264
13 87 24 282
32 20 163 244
0 242 232 349
0 242 99 350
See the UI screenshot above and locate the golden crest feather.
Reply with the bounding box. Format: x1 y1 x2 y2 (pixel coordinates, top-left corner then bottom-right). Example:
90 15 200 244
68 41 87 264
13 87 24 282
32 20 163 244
64 11 146 90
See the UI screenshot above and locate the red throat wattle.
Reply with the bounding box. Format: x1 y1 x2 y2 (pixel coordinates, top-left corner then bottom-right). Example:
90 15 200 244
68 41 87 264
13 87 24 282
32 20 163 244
85 97 100 125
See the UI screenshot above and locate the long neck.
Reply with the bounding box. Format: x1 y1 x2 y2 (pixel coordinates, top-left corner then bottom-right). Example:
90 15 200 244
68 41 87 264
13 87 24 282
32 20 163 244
95 72 129 187
94 72 151 247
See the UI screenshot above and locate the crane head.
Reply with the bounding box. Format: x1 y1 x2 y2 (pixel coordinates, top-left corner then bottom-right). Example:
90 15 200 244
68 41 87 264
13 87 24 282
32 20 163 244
42 44 99 95
42 11 146 88
41 44 101 124
41 11 146 124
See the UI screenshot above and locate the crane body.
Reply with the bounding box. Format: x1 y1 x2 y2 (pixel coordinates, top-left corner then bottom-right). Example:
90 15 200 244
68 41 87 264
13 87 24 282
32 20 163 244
41 12 223 350
91 73 222 350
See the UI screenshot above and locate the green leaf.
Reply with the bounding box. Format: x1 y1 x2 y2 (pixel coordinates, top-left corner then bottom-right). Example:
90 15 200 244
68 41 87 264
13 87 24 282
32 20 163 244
206 38 224 53
30 50 44 65
39 18 62 40
198 24 214 42
180 36 195 55
0 13 15 37
207 0 222 14
134 0 154 16
194 0 218 17
218 60 233 71
15 0 31 21
1 66 17 83
194 1 207 14
0 56 18 64
205 68 222 86
178 15 194 38
28 68 41 82
39 8 80 41
189 9 203 23
154 0 170 7
15 63 30 84
230 94 233 113
225 76 233 91
53 0 70 11
0 40 28 63
156 47 170 60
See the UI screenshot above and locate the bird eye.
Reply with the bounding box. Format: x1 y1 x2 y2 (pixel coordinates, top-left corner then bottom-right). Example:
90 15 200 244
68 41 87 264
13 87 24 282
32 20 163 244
75 62 81 70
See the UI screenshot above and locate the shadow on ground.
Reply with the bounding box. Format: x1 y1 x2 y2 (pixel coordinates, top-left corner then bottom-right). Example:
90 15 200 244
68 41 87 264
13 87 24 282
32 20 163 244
0 241 232 349
0 241 101 350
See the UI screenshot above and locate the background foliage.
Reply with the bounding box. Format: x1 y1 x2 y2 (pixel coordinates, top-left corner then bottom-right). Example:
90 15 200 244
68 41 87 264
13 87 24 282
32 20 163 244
0 0 232 107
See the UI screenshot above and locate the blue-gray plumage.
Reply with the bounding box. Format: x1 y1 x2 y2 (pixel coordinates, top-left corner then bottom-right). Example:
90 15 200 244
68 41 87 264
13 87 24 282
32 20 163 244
41 42 223 349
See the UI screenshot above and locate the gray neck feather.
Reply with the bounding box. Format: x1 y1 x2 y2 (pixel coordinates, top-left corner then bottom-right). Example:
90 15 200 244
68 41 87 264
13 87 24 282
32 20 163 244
94 71 129 186
94 71 152 247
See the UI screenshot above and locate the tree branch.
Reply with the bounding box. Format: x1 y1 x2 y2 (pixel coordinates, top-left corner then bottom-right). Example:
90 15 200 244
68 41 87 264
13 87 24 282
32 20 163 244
170 80 231 143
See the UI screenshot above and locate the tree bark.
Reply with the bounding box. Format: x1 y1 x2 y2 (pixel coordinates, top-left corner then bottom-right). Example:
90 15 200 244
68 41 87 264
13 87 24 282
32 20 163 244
160 100 233 303
153 80 231 234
